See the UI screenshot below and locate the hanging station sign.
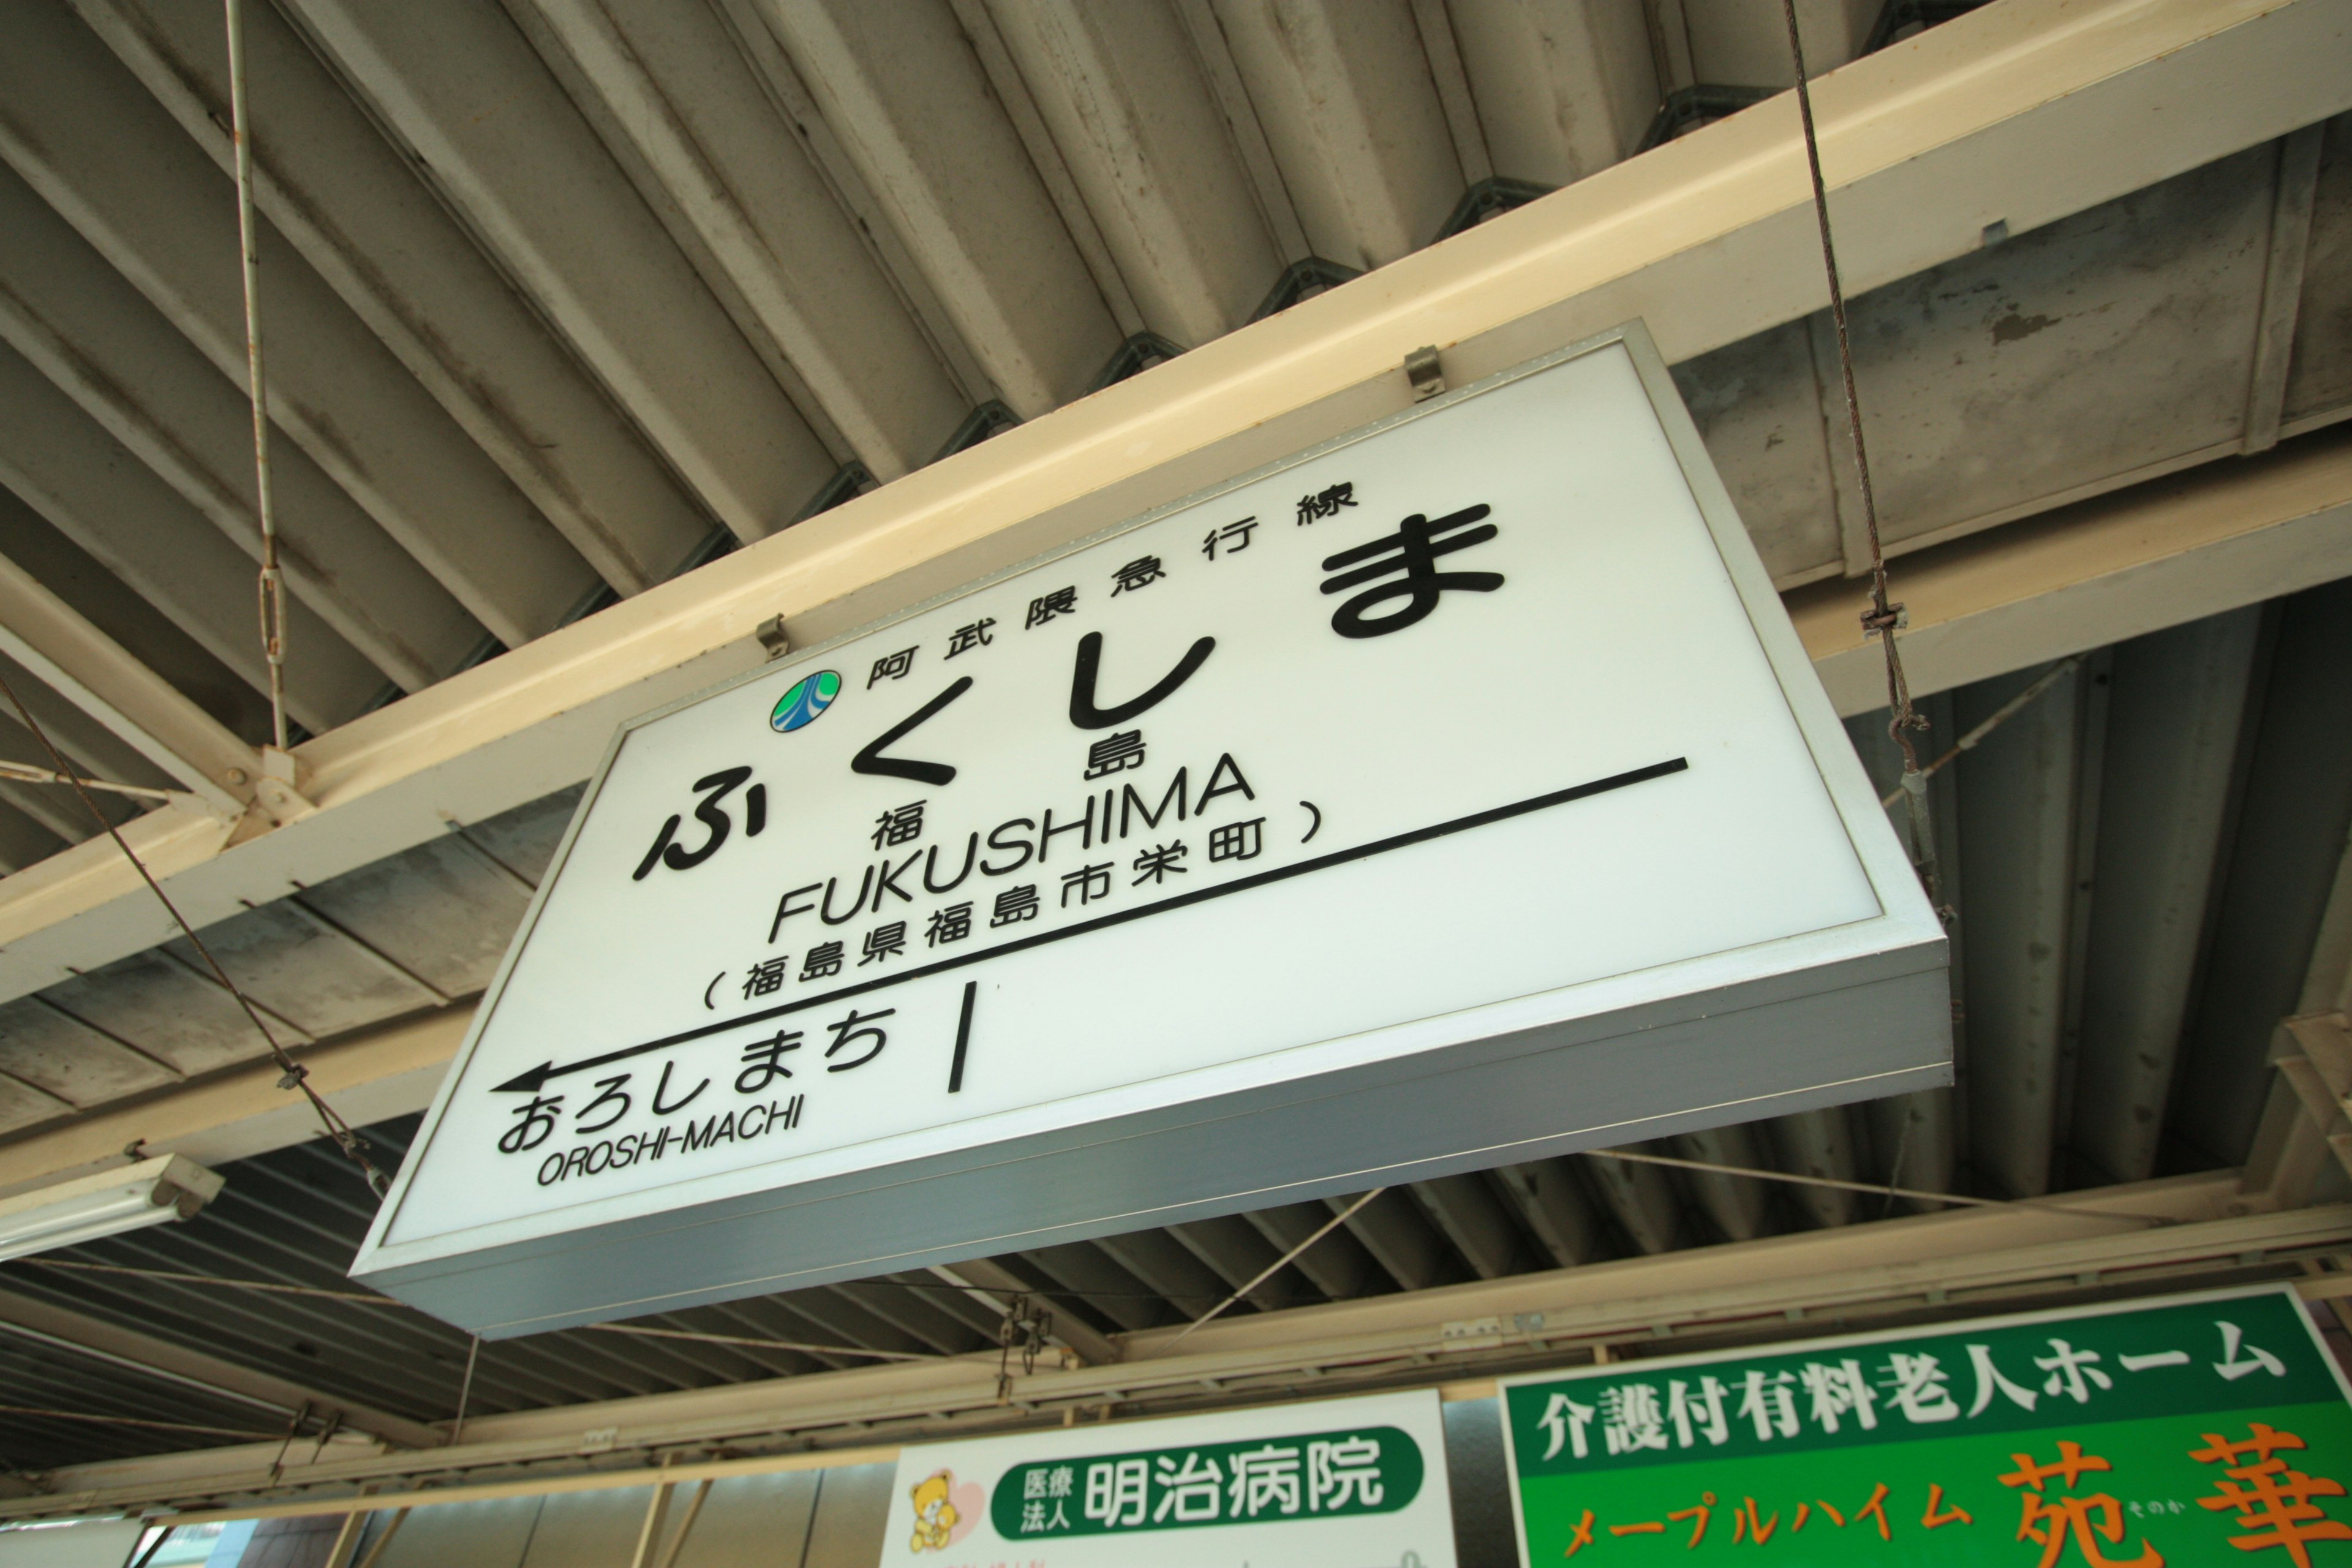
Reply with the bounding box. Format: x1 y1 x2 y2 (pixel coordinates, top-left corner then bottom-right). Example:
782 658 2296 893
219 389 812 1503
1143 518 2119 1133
352 325 1948 1335
880 1389 1456 1567
1497 1284 2352 1565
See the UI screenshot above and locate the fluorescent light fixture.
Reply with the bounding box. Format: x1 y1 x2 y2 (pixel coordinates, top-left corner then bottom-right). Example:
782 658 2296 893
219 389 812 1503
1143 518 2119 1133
0 1155 223 1262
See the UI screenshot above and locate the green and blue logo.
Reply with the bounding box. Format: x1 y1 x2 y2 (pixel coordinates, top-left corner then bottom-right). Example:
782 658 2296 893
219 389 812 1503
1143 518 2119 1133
771 669 840 733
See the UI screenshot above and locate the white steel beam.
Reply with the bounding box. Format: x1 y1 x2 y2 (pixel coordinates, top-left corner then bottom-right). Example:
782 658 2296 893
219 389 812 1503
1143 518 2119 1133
1444 0 1657 186
0 352 390 735
0 166 478 692
1795 424 2352 715
0 5 597 650
1170 0 1314 265
1211 0 1467 268
277 0 832 545
1669 1124 1773 1240
746 0 1124 415
949 0 1152 341
982 0 1281 345
0 1005 471 1200
511 0 970 481
0 0 2338 1008
2070 609 2263 1183
1953 658 2086 1200
75 0 712 596
0 550 253 817
0 1286 443 1453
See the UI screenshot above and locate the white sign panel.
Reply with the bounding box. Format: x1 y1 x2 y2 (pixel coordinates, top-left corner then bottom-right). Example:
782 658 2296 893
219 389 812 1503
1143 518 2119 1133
354 326 1947 1334
880 1390 1456 1568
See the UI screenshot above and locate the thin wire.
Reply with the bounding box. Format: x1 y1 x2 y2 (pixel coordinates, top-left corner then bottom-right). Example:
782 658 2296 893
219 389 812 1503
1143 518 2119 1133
16 1250 1166 1310
449 1336 480 1445
1162 1187 1387 1352
586 1322 940 1363
1879 1109 1914 1222
0 1403 282 1441
11 1257 938 1361
1580 1148 2173 1227
1880 657 2081 810
0 669 390 1194
225 0 290 751
1777 0 1938 906
15 1257 400 1302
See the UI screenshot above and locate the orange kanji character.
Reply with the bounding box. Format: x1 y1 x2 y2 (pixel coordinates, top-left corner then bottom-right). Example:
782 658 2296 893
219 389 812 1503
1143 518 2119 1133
1562 1507 1596 1558
2002 1444 2162 1568
1610 1521 1666 1536
2014 1493 2165 1568
1668 1492 1716 1548
2002 1441 2114 1493
1728 1498 1779 1545
2191 1423 2309 1468
1855 1482 1893 1541
1924 1482 1974 1528
2192 1427 2352 1568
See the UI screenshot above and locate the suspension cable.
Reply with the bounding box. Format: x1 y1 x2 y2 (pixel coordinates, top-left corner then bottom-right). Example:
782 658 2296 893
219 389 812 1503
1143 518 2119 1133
1880 656 2080 810
1161 1187 1388 1352
1581 1147 2174 1227
225 0 290 752
1777 0 1939 905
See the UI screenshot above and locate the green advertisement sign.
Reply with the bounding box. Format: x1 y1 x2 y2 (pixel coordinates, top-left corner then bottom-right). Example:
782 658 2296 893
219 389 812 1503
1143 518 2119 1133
1499 1285 2352 1564
986 1422 1423 1537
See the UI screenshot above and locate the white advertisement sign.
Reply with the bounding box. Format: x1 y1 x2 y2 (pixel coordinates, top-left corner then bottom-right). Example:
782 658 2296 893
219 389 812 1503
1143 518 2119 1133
881 1390 1455 1568
353 326 1947 1335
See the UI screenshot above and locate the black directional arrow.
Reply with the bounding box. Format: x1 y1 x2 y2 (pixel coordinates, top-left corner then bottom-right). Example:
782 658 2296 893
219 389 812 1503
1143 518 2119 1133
488 757 1689 1096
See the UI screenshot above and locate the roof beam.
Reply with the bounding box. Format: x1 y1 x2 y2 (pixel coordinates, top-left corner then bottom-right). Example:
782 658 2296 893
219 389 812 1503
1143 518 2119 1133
0 4 597 651
1165 1213 1303 1311
1794 424 2352 714
0 165 477 693
1408 1174 1528 1278
925 1257 1121 1367
0 1286 443 1452
277 0 832 546
1668 1124 1773 1242
0 352 388 734
75 0 712 597
0 549 254 818
741 0 1123 414
15 1169 2328 1517
1488 1159 1605 1267
0 1004 469 1200
2070 609 2263 1183
508 0 968 480
1210 0 1466 269
980 0 1280 344
0 0 2340 1006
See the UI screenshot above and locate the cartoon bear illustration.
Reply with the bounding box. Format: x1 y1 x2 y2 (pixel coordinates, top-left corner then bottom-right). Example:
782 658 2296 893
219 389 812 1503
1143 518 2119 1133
908 1469 960 1553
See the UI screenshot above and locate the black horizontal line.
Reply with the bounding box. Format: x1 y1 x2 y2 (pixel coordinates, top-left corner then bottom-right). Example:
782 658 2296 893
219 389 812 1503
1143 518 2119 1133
505 756 1687 1090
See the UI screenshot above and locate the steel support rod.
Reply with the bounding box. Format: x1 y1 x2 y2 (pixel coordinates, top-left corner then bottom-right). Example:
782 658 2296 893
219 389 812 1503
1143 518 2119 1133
224 0 289 750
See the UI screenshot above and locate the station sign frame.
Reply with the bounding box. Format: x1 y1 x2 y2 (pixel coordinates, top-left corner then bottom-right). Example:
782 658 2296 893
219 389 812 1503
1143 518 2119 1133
352 322 1948 1336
